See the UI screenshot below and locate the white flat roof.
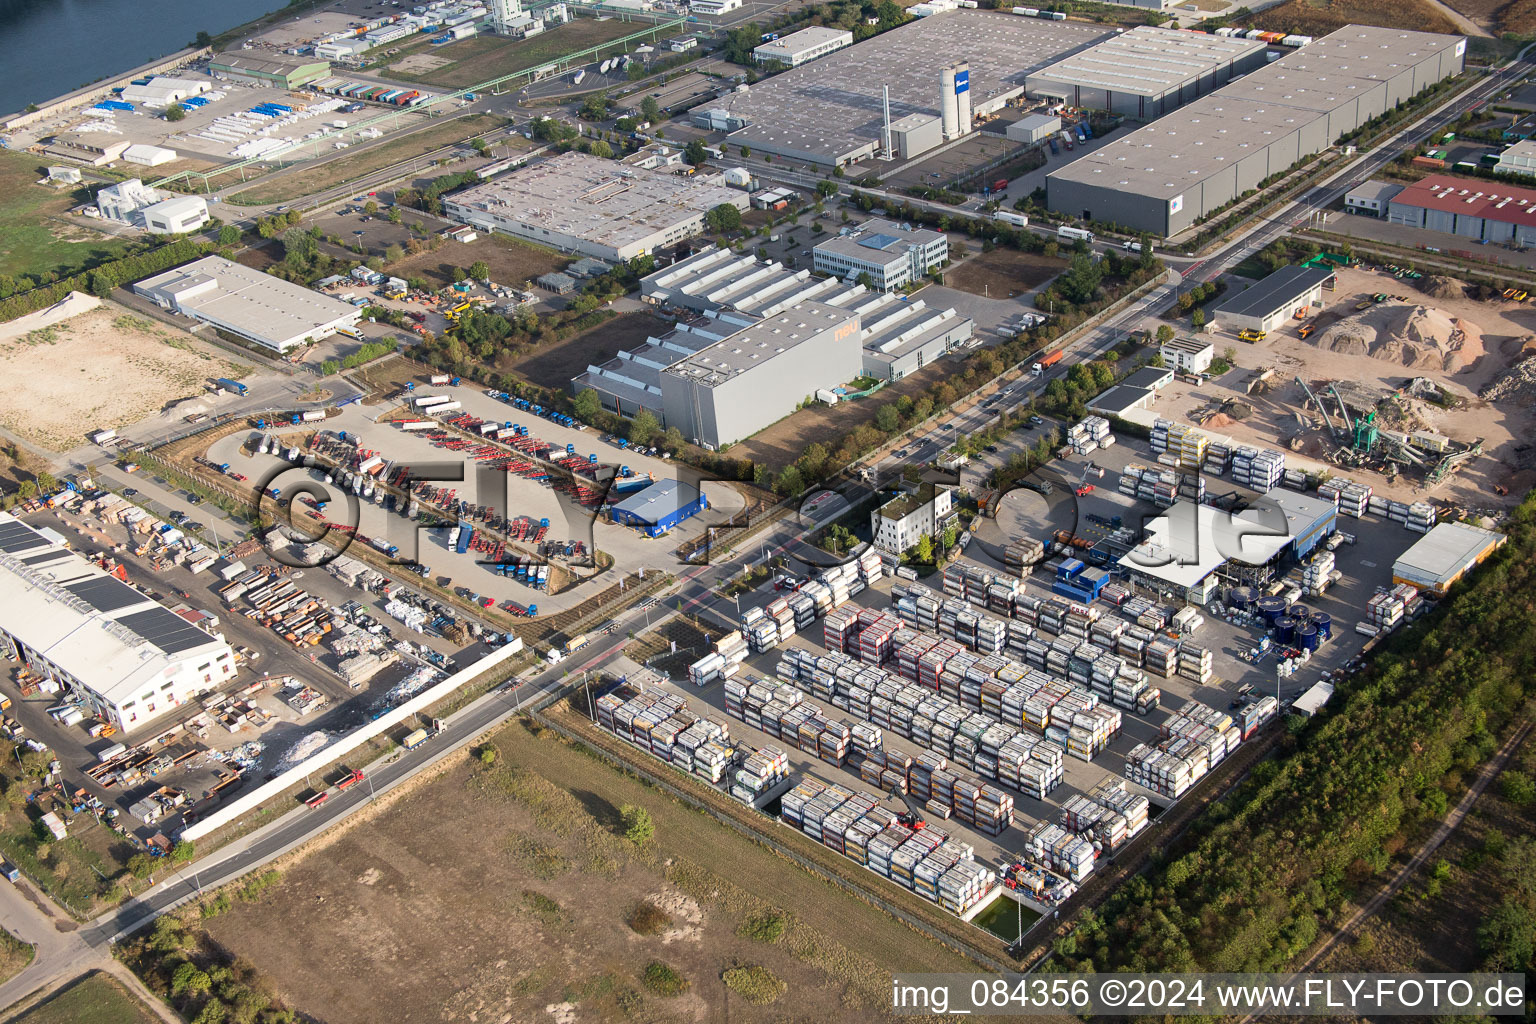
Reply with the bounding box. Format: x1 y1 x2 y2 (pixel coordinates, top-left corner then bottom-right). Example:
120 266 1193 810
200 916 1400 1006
0 514 227 707
135 255 360 350
1119 498 1293 587
1393 520 1505 585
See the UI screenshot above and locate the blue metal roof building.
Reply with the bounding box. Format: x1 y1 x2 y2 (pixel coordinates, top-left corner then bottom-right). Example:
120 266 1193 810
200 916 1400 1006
610 479 708 538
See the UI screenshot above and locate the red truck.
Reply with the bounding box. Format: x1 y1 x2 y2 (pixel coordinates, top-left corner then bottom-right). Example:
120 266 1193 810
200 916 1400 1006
992 178 1008 192
335 767 365 791
305 791 330 809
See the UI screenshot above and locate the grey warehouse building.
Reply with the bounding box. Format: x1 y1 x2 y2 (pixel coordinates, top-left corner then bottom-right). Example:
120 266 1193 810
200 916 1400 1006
442 152 747 261
702 11 1115 166
661 301 864 449
1047 26 1466 235
1025 26 1267 122
1214 264 1333 333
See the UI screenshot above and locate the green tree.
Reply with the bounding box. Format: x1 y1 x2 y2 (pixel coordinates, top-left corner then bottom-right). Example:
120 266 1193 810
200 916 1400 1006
384 243 404 264
194 30 212 47
620 804 655 844
587 139 614 160
171 962 212 997
856 271 877 291
580 90 611 122
86 270 113 298
35 471 56 494
321 358 340 375
282 226 316 268
1056 253 1103 305
797 441 828 479
705 203 742 232
661 426 685 453
217 224 241 245
386 207 402 225
817 179 839 198
874 403 899 433
164 104 186 122
573 388 603 421
775 465 805 496
1191 308 1206 329
1155 324 1174 344
171 840 196 863
629 408 660 446
684 138 709 166
364 201 378 216
1502 771 1536 805
913 534 934 565
469 260 490 281
641 96 662 122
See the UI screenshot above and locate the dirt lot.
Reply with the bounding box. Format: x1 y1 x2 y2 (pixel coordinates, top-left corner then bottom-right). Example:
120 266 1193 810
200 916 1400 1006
944 249 1067 300
382 19 645 89
0 298 248 451
1180 265 1536 507
200 718 977 1024
1251 0 1461 35
386 233 568 289
513 311 671 391
731 356 968 471
1315 734 1534 975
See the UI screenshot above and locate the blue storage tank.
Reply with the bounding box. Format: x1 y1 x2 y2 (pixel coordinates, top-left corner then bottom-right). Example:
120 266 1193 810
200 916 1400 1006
1276 616 1297 644
1313 612 1332 641
1298 623 1320 651
1256 595 1288 624
1287 603 1312 621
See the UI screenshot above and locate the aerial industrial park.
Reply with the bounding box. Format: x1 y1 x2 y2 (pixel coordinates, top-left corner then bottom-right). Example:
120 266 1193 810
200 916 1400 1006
0 0 1533 1018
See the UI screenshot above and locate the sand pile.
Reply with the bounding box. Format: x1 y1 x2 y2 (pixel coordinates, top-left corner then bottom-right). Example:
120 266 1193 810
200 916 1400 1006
1310 304 1486 372
1480 354 1536 404
1418 275 1467 300
0 291 101 343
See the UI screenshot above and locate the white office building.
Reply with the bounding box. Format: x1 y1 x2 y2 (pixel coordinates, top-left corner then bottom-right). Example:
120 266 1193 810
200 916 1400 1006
753 26 854 66
690 0 742 13
0 515 236 735
871 485 954 554
1160 335 1213 374
812 219 948 291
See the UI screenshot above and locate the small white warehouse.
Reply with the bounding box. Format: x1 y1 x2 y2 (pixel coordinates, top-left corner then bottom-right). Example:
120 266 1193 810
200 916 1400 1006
1005 113 1061 144
123 144 178 167
142 195 210 235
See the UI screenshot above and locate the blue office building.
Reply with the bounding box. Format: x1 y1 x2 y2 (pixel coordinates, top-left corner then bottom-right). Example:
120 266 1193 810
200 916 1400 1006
610 480 708 537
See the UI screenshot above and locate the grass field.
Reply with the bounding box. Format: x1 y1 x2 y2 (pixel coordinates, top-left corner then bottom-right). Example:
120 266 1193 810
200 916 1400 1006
227 113 507 205
1251 0 1460 36
12 972 161 1024
0 151 132 283
0 926 33 985
192 718 979 1024
382 19 654 89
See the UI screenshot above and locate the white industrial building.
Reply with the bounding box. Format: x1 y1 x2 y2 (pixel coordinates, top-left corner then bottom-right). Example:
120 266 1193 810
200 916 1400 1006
689 0 743 14
1344 180 1403 217
1006 113 1062 144
123 144 178 167
120 76 209 108
812 219 949 291
0 515 236 735
1494 138 1536 177
442 152 748 261
620 244 974 383
97 179 164 224
315 38 370 60
753 26 854 67
1392 521 1505 596
135 256 363 352
142 195 211 235
872 485 954 554
1160 335 1213 374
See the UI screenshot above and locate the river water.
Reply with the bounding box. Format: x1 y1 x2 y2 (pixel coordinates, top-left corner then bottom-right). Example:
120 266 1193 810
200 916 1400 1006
0 0 288 115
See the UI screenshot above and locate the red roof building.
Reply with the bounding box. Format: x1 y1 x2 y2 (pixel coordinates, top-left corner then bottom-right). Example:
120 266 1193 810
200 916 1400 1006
1387 173 1536 245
